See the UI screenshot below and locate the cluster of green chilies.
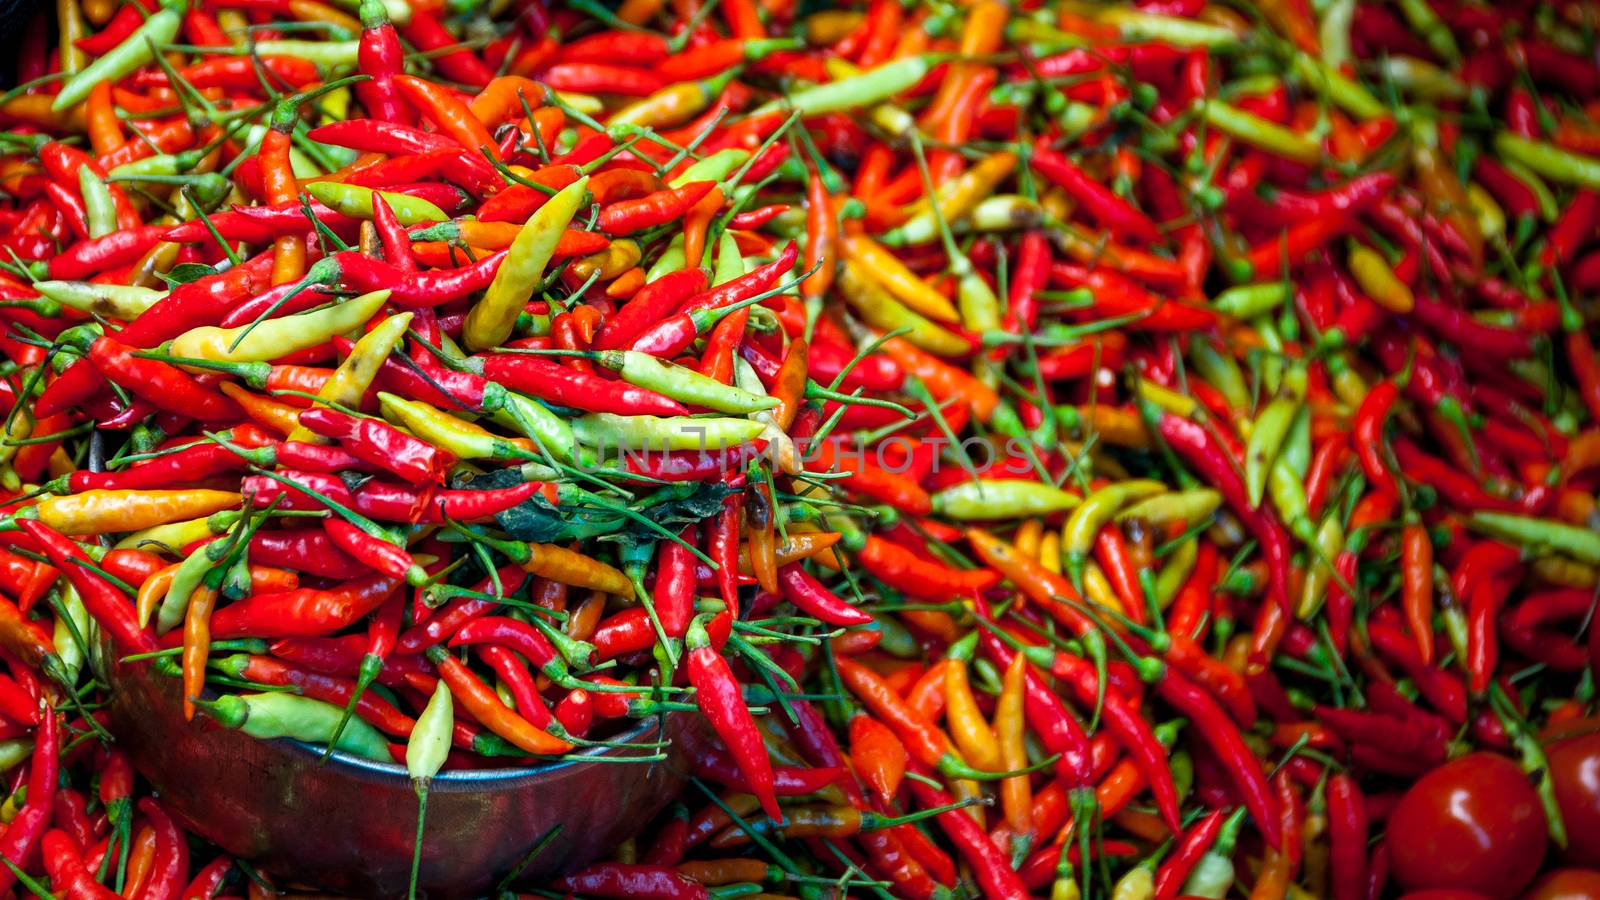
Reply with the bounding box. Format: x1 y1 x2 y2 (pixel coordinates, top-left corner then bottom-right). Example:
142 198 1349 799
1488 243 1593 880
0 0 1597 897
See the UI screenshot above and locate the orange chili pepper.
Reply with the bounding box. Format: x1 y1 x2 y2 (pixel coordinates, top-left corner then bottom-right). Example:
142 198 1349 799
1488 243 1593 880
1401 517 1435 665
395 74 501 162
182 585 218 721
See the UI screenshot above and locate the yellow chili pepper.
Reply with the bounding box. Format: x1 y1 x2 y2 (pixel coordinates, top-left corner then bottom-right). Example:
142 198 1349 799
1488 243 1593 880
568 238 640 282
1116 488 1222 526
56 0 88 75
464 176 589 351
1346 243 1413 313
608 82 719 130
1061 480 1167 589
286 311 412 443
113 516 218 551
303 182 448 225
171 289 391 362
841 233 960 323
1083 563 1128 617
943 653 1003 772
1154 536 1198 610
931 480 1082 520
38 490 240 535
1295 515 1345 618
888 151 1018 246
995 653 1032 847
837 259 970 357
377 393 528 461
1135 379 1199 418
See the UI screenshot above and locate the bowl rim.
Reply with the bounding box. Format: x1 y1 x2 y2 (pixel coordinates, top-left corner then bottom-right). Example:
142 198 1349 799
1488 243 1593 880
271 713 675 784
115 650 676 785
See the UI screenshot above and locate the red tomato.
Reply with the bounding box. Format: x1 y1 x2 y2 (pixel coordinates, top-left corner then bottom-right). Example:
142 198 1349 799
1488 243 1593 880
1399 892 1493 900
1387 753 1549 899
1520 869 1600 900
1548 732 1600 866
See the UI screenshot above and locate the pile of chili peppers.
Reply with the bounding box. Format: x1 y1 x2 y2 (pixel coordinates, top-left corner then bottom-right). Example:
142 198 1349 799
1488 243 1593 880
0 0 1599 896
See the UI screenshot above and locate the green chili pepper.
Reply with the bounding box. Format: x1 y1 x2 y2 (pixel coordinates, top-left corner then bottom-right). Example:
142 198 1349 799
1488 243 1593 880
53 585 89 685
1469 512 1600 566
1394 0 1460 63
1318 0 1356 70
406 681 452 900
1244 396 1300 508
757 56 932 116
252 40 362 71
35 282 164 320
572 413 765 452
1155 536 1197 609
155 546 213 635
1495 132 1600 190
647 235 687 281
464 175 589 351
195 692 393 761
1061 480 1167 591
1199 100 1322 165
600 350 777 414
670 149 749 189
1295 514 1345 618
1099 8 1240 46
1190 339 1250 412
931 480 1082 520
1116 488 1222 526
486 390 579 464
77 167 118 239
712 230 744 283
304 182 448 225
53 5 183 111
0 740 30 773
1213 283 1290 319
1293 54 1384 119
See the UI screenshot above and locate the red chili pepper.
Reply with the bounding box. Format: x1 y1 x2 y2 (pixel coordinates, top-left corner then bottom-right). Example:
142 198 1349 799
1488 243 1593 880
597 181 716 236
1160 667 1282 848
1328 772 1369 900
473 355 688 417
412 564 531 645
297 407 454 485
1157 413 1292 614
591 269 709 350
1154 808 1225 900
0 702 55 896
776 563 871 627
905 771 1029 900
332 249 508 308
1031 143 1162 241
207 573 400 640
686 616 778 819
1567 327 1600 424
398 11 494 86
543 63 664 97
651 525 698 638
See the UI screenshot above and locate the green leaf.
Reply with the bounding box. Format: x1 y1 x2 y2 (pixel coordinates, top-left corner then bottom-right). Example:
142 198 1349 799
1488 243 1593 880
159 263 221 287
452 471 736 544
